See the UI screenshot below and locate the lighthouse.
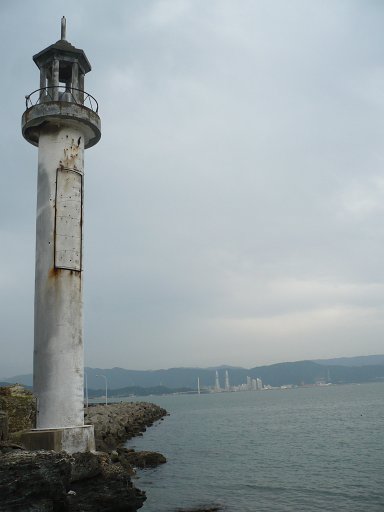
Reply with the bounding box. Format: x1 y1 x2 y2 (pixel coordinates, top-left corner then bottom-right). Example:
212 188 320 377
21 18 100 453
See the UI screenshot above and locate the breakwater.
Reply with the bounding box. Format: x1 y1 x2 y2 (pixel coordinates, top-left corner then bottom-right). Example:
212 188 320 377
85 401 168 451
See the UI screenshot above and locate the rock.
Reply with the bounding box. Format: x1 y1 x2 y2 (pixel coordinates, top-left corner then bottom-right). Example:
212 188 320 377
85 402 167 450
70 451 103 481
117 447 166 469
0 449 146 512
176 508 223 512
0 385 36 434
110 449 119 462
0 411 8 441
0 401 168 510
0 441 25 454
0 450 70 511
69 451 146 512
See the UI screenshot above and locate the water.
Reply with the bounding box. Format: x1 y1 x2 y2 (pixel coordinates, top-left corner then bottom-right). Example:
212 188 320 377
126 383 384 511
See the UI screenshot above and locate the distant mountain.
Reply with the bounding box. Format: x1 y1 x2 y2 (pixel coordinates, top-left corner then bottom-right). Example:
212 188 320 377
2 356 384 391
248 360 326 387
2 366 252 389
88 385 193 398
248 360 384 386
323 364 384 384
313 355 384 366
85 366 267 390
1 374 33 386
0 381 32 389
204 365 247 370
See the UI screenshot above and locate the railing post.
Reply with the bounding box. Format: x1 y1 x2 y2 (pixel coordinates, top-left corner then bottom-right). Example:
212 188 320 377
39 67 47 102
72 62 79 103
52 59 59 101
26 88 98 113
79 74 84 104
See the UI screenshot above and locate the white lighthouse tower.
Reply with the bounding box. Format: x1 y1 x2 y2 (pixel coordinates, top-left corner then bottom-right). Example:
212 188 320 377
21 18 100 453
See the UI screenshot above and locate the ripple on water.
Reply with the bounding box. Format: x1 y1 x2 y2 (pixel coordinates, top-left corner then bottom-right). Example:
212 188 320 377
127 384 384 512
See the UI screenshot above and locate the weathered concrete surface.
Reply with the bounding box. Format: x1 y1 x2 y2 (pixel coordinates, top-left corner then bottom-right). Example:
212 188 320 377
22 101 101 148
85 402 168 451
22 26 101 452
0 450 145 512
34 125 85 430
0 385 36 434
21 424 95 454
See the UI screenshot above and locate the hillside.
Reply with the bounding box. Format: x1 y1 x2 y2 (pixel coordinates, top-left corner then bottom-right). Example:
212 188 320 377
2 355 384 391
313 354 384 366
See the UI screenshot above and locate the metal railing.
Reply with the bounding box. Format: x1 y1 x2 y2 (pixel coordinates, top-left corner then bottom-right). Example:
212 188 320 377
25 86 99 113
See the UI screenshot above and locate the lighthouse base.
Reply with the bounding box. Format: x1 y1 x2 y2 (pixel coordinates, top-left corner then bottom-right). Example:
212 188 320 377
21 425 95 454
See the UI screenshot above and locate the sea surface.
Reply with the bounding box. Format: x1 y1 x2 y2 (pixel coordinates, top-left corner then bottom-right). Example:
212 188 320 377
125 383 384 511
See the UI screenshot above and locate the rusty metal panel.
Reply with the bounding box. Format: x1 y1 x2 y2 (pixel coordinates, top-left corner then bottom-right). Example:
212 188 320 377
54 168 82 271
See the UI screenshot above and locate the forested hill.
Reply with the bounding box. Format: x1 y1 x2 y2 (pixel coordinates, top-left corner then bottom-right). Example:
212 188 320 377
248 360 384 387
2 355 384 390
313 354 384 366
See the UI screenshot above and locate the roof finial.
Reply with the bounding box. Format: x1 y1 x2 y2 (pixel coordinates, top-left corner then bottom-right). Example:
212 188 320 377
61 16 66 41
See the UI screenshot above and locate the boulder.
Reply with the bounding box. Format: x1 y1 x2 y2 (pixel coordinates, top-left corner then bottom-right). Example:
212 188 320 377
0 385 36 434
0 449 146 512
176 508 222 512
117 447 166 469
0 450 70 511
69 451 146 512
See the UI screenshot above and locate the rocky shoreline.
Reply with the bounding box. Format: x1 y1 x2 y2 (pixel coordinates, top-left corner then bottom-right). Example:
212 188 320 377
85 402 167 451
0 401 168 512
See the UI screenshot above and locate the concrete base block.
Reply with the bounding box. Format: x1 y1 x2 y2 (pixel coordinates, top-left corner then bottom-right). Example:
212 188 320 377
21 425 95 454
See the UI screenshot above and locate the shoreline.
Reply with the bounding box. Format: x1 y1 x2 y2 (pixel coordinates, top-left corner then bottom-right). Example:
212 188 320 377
0 401 168 512
85 401 168 451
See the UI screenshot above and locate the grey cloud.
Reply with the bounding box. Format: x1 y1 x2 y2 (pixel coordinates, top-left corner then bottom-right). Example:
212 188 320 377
1 0 384 376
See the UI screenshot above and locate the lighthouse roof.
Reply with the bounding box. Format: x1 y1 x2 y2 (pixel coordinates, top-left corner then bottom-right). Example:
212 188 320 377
33 39 92 74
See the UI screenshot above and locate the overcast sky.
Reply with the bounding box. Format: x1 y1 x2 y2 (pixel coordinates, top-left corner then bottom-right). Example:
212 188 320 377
1 0 384 377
